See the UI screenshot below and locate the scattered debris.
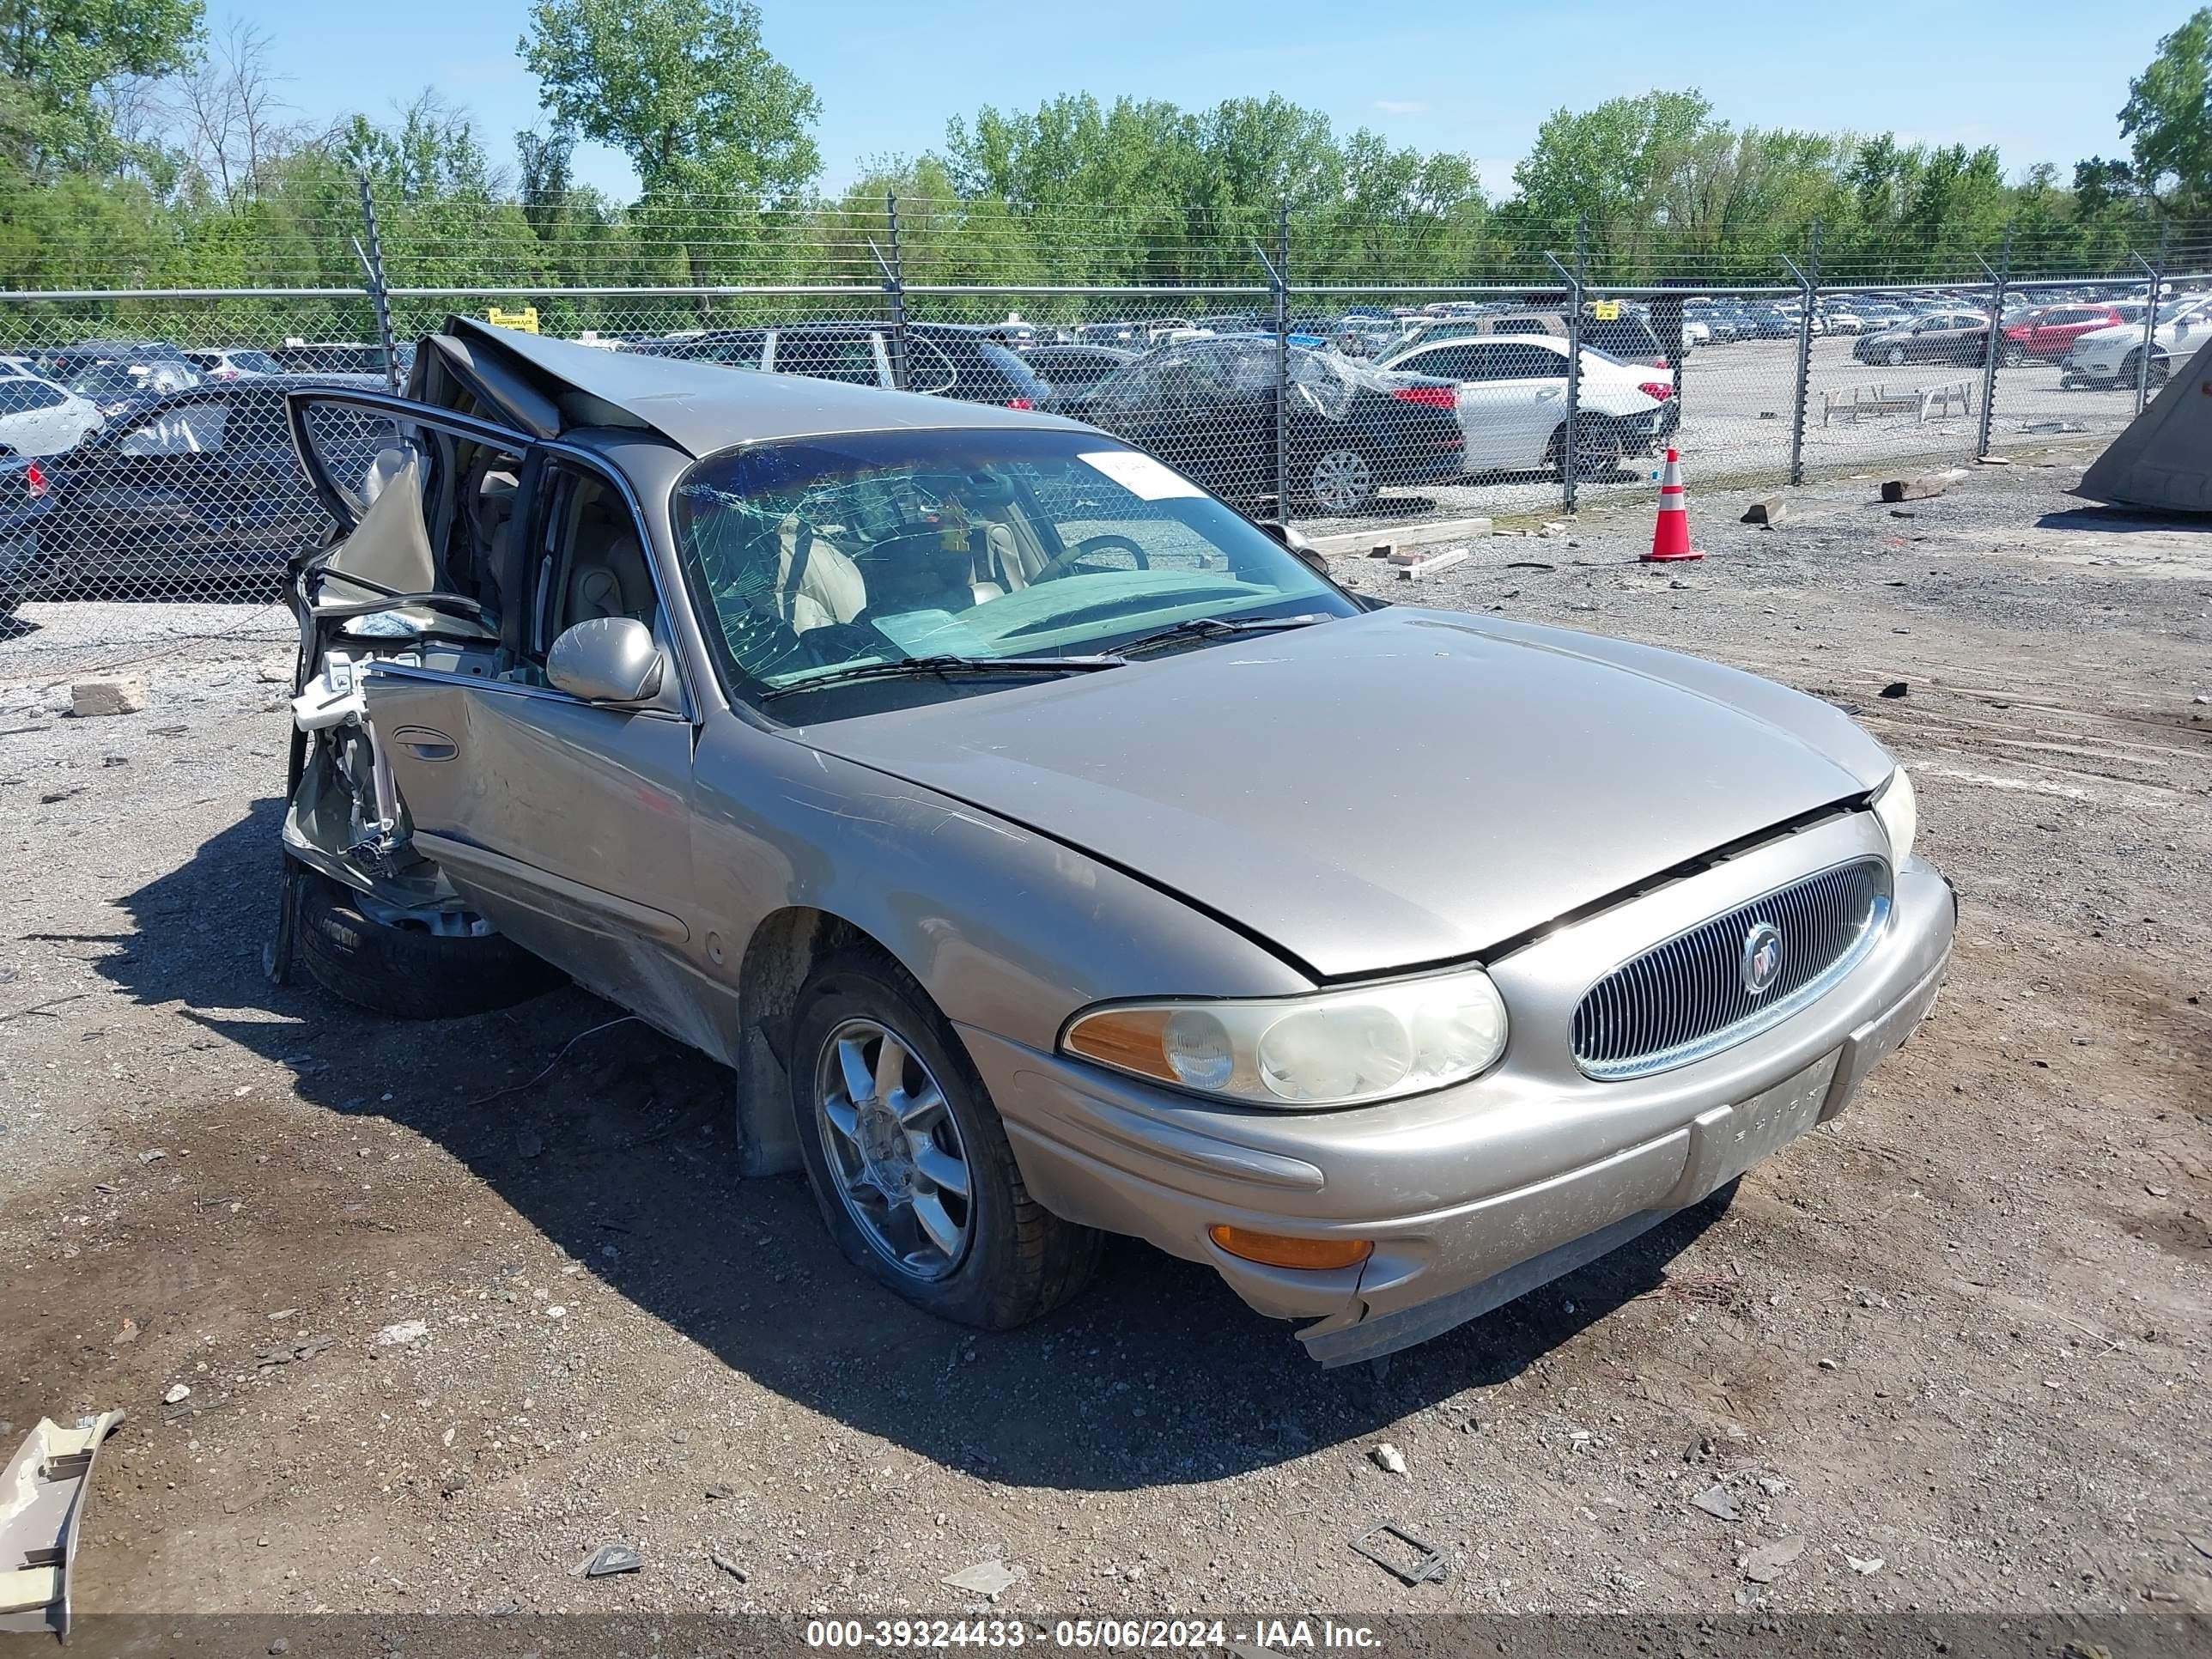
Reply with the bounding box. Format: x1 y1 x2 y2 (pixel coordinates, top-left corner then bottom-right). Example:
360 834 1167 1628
1504 561 1555 571
1880 469 1966 504
1880 682 1909 699
704 1482 737 1501
0 1413 126 1639
1744 1536 1808 1583
137 1150 166 1165
1692 1485 1741 1521
373 1319 428 1347
1741 499 1789 526
1349 1522 1448 1586
1369 1442 1408 1476
2146 1184 2172 1197
39 787 82 805
161 1384 190 1406
111 1319 137 1346
1390 546 1469 581
708 1552 747 1582
1847 1553 1886 1574
69 677 146 718
580 1542 641 1577
943 1559 1024 1596
514 1127 545 1160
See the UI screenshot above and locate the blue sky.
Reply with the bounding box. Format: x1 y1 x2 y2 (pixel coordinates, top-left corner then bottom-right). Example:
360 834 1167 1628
225 0 2176 198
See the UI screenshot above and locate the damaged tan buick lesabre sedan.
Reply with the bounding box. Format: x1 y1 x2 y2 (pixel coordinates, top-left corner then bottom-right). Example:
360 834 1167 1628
271 319 1954 1365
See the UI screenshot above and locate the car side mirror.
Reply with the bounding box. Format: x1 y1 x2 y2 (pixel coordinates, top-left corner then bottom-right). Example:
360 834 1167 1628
1261 520 1330 575
547 616 665 705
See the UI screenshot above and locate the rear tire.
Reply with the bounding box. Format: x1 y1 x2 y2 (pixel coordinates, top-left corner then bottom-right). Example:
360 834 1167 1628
1554 414 1625 481
1307 447 1376 515
790 945 1102 1330
1886 346 1906 367
295 871 563 1019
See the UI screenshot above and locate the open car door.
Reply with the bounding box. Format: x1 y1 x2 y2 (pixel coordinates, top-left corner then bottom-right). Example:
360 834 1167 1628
281 386 718 1057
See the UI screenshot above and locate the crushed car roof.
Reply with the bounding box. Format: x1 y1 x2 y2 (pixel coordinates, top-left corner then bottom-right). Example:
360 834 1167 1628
424 316 1081 459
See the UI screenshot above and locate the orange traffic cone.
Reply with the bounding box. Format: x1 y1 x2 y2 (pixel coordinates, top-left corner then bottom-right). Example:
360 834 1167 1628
1644 447 1704 562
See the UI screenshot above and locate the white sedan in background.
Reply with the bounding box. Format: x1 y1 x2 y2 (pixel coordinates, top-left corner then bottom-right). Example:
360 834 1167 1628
2062 299 2212 390
1377 333 1677 477
0 374 103 455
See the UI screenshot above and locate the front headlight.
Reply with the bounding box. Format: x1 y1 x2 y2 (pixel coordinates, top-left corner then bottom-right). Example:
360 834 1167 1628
1061 969 1508 1109
1873 765 1917 867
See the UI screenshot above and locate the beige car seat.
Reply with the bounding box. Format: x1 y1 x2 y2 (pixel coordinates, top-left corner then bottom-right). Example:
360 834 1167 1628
773 511 867 632
564 500 656 624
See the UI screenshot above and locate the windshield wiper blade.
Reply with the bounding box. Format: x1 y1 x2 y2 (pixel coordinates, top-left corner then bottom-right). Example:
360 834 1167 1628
1115 612 1335 658
760 653 1125 699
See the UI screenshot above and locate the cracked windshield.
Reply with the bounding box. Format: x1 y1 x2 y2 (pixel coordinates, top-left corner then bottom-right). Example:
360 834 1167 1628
672 428 1352 697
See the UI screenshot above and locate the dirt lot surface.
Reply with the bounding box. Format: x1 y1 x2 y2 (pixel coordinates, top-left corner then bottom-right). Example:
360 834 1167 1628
1 448 2207 1626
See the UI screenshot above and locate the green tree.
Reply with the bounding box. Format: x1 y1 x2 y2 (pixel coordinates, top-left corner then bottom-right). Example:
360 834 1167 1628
0 0 204 173
520 0 817 200
2118 8 2212 214
1509 91 1717 246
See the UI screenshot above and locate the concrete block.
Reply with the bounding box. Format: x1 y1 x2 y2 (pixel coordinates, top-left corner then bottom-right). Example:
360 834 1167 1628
1308 516 1490 556
1741 499 1790 526
70 677 147 718
1396 547 1470 580
1881 468 1968 503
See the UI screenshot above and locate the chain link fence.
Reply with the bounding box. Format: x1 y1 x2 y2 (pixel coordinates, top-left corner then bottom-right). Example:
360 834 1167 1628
0 188 2202 664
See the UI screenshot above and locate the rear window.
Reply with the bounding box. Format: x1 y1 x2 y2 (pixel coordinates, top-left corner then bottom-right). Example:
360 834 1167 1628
980 341 1046 399
1584 319 1664 358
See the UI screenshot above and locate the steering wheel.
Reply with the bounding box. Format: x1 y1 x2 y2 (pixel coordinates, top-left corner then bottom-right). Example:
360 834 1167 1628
1032 533 1152 582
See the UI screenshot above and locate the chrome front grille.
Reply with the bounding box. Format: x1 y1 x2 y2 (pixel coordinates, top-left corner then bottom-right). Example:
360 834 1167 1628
1571 858 1891 1079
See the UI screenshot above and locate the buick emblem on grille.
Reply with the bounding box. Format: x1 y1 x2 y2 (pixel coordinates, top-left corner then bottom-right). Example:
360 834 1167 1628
1741 921 1784 994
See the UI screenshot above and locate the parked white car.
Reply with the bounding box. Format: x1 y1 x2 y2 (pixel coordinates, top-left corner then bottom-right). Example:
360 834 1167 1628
2062 300 2212 390
1377 334 1676 476
0 374 103 456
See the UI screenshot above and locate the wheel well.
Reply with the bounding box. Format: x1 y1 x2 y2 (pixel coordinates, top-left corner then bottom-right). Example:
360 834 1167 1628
730 906 874 1177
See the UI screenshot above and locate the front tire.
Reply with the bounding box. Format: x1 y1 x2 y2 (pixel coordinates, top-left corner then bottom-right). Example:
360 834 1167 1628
295 871 563 1019
790 945 1101 1330
2124 349 2169 391
1886 345 1906 367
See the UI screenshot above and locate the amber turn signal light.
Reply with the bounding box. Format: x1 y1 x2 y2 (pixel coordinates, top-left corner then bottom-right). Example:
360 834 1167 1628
1206 1225 1373 1271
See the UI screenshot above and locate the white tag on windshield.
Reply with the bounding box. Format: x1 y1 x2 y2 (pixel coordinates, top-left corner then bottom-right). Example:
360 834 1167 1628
1078 450 1204 501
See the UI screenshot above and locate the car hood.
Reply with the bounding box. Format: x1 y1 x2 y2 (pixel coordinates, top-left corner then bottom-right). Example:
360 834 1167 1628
786 607 1895 980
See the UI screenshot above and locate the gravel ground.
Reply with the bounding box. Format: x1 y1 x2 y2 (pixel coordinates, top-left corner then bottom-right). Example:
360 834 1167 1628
0 444 2207 1626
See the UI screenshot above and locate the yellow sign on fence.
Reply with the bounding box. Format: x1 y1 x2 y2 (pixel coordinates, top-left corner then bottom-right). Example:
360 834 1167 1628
1589 299 1621 320
487 306 539 333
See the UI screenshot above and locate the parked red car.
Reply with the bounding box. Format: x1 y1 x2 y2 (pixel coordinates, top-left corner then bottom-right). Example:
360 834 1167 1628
2002 303 2142 363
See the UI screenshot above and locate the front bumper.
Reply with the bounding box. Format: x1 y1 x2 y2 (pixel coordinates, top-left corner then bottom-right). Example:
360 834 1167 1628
962 815 1955 1365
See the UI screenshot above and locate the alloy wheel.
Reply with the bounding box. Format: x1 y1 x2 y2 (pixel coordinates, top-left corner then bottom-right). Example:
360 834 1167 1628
814 1018 973 1281
1310 448 1374 514
1887 346 1906 367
